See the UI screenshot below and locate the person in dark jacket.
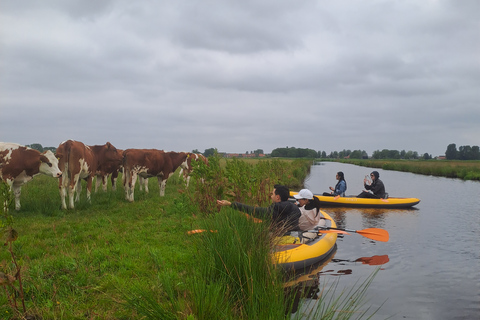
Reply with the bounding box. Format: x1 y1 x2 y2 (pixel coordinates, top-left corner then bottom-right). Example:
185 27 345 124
357 171 386 198
217 184 301 232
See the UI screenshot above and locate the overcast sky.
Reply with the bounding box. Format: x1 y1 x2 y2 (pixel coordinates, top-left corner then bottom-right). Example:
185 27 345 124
1 0 479 156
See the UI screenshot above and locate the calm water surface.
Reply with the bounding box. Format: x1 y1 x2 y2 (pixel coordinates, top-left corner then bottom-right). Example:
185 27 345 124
296 162 480 320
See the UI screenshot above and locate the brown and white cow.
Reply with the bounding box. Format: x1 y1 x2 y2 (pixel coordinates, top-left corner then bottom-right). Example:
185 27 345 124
94 148 123 192
56 140 123 209
122 149 189 202
179 153 208 187
0 142 62 211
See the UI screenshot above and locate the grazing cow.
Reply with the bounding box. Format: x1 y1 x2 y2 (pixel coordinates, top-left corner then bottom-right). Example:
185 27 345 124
0 142 62 211
122 149 189 202
56 140 123 209
95 148 123 192
179 153 209 187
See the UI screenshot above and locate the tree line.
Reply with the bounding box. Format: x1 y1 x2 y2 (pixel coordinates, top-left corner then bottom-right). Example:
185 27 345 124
445 144 480 160
24 143 480 161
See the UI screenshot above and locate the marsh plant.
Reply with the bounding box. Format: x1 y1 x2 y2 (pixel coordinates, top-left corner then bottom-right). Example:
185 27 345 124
0 181 28 318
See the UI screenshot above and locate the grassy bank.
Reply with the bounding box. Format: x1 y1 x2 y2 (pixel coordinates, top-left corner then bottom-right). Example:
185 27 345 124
339 159 480 181
1 157 378 319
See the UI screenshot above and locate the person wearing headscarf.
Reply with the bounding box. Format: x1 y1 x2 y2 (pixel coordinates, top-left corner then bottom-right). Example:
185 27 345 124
357 171 386 198
323 171 347 197
294 189 327 230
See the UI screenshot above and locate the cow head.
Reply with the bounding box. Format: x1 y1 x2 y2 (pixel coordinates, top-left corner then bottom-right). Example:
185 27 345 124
104 142 123 164
39 150 62 178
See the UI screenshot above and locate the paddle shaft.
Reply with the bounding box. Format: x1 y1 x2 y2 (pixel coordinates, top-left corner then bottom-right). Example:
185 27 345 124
319 226 389 242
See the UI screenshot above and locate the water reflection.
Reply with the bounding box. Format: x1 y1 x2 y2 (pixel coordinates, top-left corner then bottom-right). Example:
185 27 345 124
333 255 390 266
284 252 390 314
324 207 418 230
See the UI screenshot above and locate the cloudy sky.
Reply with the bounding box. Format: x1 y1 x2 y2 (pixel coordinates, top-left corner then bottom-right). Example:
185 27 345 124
1 0 479 156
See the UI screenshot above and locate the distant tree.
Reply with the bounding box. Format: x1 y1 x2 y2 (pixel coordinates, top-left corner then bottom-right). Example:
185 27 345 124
458 145 473 160
321 151 327 158
472 146 480 160
349 150 363 159
204 148 217 157
445 144 457 160
253 149 263 156
27 143 43 152
271 147 317 158
192 149 200 154
423 153 432 160
44 147 56 153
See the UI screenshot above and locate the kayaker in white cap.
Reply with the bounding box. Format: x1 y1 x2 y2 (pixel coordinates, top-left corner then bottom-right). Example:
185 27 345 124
294 189 327 230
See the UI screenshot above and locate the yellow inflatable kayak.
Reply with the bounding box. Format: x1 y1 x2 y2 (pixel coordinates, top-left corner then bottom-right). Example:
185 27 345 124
290 191 420 209
273 211 337 270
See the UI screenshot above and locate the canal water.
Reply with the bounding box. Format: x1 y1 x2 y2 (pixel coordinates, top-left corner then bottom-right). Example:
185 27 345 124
295 162 479 320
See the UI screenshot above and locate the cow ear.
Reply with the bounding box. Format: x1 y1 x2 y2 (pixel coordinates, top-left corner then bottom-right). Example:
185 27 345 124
39 155 53 167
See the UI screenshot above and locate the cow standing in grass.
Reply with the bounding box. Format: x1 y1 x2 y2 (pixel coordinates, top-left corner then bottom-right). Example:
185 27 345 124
0 142 62 211
179 153 208 187
122 149 189 202
56 140 123 209
95 148 123 192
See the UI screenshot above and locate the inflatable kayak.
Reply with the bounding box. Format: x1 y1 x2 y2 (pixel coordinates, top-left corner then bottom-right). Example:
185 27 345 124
290 191 420 209
273 211 337 270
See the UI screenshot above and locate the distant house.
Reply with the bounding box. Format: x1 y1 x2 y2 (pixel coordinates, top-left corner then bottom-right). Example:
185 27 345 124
224 153 266 158
437 156 446 160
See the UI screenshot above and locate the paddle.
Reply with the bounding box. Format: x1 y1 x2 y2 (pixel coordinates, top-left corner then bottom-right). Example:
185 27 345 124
318 227 389 242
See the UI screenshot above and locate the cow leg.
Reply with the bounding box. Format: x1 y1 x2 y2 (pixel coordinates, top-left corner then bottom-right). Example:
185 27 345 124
126 172 137 202
68 181 77 209
186 175 191 188
11 184 22 211
158 177 167 197
102 175 108 192
59 175 68 210
74 179 82 203
111 171 118 191
95 176 101 192
143 178 149 193
130 173 137 202
86 177 93 203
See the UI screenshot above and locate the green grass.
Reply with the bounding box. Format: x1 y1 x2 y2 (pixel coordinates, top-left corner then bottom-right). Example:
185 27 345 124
1 174 199 319
1 158 381 319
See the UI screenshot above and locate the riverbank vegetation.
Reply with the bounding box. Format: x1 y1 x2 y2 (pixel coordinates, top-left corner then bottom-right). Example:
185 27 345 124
1 157 380 319
339 159 480 181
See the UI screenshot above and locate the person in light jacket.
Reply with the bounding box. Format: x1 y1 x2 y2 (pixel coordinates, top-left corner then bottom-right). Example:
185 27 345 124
294 189 327 231
323 171 347 197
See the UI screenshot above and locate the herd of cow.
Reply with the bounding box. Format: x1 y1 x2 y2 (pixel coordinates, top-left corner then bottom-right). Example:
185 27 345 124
0 140 207 211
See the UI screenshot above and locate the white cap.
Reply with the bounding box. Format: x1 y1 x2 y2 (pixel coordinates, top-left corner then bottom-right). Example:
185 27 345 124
293 189 314 200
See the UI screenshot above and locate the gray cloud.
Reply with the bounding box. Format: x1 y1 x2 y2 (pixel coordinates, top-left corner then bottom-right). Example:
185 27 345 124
1 0 479 156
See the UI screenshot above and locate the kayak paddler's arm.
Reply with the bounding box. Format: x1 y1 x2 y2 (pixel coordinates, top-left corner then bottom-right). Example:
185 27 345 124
217 200 270 217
